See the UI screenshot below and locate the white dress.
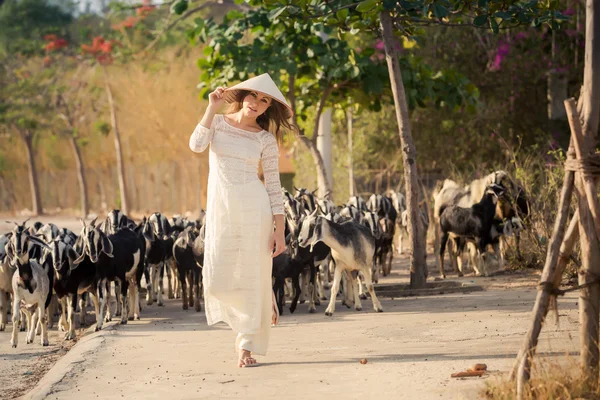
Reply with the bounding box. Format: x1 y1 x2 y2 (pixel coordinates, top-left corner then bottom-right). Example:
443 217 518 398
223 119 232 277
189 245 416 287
189 114 284 356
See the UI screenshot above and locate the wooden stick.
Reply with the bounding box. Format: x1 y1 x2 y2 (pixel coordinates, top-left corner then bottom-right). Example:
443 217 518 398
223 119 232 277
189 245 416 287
512 145 576 398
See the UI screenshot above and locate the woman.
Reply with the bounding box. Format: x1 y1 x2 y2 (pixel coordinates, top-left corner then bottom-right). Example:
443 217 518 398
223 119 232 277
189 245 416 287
188 73 295 368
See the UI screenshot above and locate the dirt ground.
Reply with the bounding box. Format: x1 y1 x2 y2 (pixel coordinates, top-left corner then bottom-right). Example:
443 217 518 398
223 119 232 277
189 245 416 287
0 216 580 399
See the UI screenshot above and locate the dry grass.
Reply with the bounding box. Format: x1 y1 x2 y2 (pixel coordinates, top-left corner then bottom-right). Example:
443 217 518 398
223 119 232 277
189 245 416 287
484 357 600 400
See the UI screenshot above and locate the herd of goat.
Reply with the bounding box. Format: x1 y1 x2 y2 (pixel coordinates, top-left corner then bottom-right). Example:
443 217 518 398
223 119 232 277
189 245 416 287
0 169 529 349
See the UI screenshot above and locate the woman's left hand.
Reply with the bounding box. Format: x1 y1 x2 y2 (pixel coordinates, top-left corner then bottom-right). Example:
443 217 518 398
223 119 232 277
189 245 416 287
270 230 286 258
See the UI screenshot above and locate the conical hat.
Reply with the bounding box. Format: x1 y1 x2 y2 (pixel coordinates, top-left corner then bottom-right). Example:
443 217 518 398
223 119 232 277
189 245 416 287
223 73 293 119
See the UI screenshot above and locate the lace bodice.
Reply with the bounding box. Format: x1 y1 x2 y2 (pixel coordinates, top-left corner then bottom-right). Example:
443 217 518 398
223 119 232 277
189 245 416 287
189 114 284 215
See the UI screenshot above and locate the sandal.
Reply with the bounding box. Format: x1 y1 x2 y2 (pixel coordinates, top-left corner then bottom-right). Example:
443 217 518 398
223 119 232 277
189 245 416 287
238 349 259 368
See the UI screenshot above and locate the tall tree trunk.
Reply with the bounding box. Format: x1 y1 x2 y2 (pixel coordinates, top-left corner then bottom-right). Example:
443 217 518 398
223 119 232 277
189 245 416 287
22 131 43 216
347 104 355 197
102 66 129 214
380 11 427 288
68 135 89 218
288 73 333 199
300 137 333 198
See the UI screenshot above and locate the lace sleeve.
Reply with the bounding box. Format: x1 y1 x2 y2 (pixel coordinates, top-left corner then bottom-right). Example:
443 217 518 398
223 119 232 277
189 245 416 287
189 115 219 153
261 133 284 215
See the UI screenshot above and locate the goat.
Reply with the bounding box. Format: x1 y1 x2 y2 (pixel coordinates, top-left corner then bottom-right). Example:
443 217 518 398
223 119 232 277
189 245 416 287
73 219 144 330
172 227 202 312
53 237 98 340
434 171 509 277
8 244 53 348
298 212 383 316
439 184 506 277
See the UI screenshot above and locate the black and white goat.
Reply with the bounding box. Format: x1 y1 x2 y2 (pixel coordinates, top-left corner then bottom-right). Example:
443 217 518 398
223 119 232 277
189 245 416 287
52 236 97 340
73 219 144 330
439 184 506 277
143 213 175 306
8 242 53 348
434 171 509 277
298 214 383 316
347 195 367 212
172 226 203 312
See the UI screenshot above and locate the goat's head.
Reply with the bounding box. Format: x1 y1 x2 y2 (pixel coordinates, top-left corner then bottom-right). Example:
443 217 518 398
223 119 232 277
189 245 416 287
149 212 171 240
51 238 80 279
15 258 36 294
105 209 125 234
5 222 49 266
298 210 324 251
74 219 113 264
362 211 382 240
484 183 505 203
176 226 196 249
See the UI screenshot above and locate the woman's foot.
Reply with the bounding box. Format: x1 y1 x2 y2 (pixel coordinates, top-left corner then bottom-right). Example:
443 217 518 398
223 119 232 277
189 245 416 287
238 349 258 368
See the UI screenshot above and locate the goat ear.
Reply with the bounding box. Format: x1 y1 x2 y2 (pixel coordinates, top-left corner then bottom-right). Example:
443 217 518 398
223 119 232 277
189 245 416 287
90 217 98 227
6 243 15 264
72 250 86 266
101 232 114 258
27 234 51 250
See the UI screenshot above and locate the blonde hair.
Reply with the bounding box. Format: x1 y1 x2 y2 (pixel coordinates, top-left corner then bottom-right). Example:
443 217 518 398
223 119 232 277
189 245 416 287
225 90 298 143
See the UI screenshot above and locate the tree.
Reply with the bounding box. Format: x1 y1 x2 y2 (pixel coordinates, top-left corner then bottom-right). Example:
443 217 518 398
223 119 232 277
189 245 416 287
269 0 568 288
189 7 478 201
0 0 72 57
0 62 56 215
81 36 130 214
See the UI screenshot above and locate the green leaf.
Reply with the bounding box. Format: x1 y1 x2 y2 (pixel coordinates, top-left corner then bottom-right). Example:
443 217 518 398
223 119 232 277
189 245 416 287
268 6 288 20
170 0 188 15
336 8 349 20
489 17 499 33
382 0 396 10
432 3 449 18
356 0 378 13
494 11 511 19
203 46 213 56
473 14 488 26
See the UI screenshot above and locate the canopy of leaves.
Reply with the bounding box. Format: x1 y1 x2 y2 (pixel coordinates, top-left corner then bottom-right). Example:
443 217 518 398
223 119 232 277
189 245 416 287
0 0 73 57
191 6 479 125
261 0 569 35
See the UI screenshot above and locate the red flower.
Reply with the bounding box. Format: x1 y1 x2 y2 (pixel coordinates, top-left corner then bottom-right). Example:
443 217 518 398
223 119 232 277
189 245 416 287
136 5 155 16
44 34 57 41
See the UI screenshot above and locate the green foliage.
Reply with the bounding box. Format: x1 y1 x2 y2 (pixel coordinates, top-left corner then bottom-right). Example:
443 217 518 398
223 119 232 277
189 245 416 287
264 0 569 35
94 120 111 136
191 5 479 130
0 0 72 57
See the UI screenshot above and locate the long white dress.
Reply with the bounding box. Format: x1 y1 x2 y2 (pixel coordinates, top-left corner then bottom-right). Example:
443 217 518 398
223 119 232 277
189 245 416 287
189 114 284 356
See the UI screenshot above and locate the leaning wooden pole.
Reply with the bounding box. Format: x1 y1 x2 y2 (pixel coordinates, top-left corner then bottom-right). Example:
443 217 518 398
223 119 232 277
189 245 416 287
512 142 576 397
566 98 600 387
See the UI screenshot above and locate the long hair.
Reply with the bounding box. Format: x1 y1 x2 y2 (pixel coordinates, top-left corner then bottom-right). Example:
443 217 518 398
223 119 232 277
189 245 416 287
225 89 298 143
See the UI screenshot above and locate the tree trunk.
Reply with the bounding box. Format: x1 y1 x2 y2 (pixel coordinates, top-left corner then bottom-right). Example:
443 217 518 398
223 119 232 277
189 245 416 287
347 104 354 197
68 135 89 218
22 131 43 216
380 11 427 288
103 66 129 215
300 137 333 199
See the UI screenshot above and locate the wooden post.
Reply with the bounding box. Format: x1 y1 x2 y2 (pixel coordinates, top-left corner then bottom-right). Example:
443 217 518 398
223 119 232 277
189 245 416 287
512 144 576 397
566 99 600 387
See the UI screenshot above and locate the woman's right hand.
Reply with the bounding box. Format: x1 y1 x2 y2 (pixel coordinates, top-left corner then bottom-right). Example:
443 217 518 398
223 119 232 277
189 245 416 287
208 86 226 108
